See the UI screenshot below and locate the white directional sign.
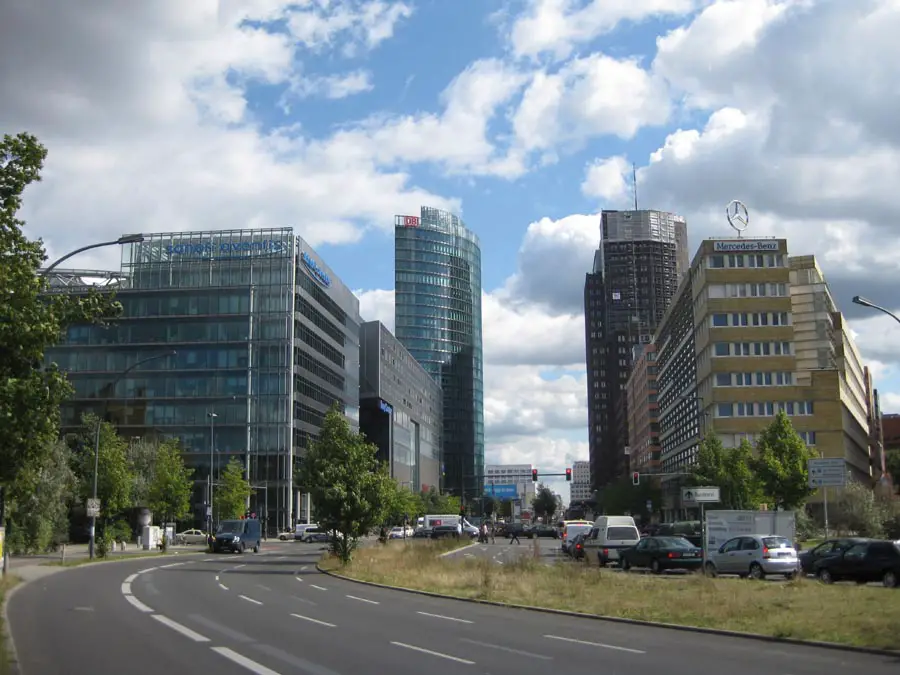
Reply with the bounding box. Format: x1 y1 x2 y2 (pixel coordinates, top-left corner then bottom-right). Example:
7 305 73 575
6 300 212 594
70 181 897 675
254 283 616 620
86 498 100 517
682 487 720 504
808 458 847 488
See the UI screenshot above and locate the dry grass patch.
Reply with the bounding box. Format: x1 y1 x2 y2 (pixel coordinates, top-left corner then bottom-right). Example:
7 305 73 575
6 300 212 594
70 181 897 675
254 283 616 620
0 575 22 675
329 544 899 651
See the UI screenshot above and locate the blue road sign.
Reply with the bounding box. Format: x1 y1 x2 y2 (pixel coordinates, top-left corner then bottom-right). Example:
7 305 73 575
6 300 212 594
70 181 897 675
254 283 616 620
486 483 518 499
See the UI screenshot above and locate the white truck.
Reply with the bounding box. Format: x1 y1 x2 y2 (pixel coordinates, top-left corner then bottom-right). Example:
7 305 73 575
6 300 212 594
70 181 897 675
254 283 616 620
420 514 476 535
705 510 796 549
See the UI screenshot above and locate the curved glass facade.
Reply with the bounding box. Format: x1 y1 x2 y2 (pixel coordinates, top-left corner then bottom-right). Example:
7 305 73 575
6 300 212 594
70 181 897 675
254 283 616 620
394 207 484 498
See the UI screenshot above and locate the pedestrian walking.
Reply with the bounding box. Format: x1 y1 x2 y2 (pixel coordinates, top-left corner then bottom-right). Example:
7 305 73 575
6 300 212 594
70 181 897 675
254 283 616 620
509 528 520 545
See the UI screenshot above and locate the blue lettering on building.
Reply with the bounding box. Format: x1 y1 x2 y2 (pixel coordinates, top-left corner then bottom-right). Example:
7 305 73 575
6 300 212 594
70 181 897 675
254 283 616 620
164 239 286 258
379 400 393 415
301 251 331 288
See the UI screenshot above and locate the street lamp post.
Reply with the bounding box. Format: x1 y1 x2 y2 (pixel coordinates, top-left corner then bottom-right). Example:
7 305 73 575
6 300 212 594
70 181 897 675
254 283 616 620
852 296 900 325
207 412 217 535
89 350 176 560
41 234 145 275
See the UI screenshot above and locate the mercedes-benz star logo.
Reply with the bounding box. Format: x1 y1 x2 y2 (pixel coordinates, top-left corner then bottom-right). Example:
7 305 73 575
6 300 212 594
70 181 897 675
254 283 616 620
726 200 750 233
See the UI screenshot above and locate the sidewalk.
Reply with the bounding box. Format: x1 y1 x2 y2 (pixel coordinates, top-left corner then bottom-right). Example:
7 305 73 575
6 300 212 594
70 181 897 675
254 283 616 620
8 542 206 571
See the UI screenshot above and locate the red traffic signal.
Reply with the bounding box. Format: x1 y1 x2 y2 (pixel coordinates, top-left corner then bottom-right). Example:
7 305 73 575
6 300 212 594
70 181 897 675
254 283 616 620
531 469 538 482
565 468 572 481
632 472 640 486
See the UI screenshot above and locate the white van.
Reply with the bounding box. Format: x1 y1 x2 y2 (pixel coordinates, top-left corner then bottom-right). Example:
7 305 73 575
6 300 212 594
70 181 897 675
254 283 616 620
582 516 641 567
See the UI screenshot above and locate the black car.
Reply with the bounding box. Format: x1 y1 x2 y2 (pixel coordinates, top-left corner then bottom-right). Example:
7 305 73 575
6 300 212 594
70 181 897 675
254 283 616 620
814 540 900 587
431 525 460 539
619 536 703 574
531 525 557 538
799 537 870 575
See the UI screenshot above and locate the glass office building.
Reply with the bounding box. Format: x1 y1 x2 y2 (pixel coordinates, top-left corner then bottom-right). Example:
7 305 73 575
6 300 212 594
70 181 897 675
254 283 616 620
394 207 484 498
45 228 360 531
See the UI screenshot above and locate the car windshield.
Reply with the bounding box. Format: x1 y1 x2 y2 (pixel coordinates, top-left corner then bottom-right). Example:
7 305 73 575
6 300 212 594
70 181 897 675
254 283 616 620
763 536 792 549
217 521 243 534
568 525 591 537
657 537 694 548
608 526 639 540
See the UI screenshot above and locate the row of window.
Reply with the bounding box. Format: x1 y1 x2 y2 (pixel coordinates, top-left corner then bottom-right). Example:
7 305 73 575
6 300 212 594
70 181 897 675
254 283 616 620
296 296 345 346
295 375 340 408
296 324 344 369
715 401 814 417
711 312 791 327
708 283 789 298
713 341 792 357
715 372 794 386
708 253 785 269
725 431 816 447
294 350 344 390
295 272 348 326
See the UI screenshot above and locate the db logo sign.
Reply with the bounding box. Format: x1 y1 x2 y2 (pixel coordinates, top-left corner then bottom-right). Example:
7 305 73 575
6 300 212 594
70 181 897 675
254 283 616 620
403 216 419 227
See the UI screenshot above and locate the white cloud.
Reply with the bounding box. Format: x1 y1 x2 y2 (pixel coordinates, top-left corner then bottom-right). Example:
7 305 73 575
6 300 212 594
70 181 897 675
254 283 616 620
581 156 631 200
285 70 374 102
508 0 706 60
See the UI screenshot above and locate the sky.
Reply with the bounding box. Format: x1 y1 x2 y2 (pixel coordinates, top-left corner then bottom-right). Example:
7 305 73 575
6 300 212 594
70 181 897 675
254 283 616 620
3 0 900 503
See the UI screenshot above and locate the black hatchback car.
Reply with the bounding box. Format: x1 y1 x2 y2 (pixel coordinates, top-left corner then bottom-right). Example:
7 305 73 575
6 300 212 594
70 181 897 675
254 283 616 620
814 540 900 587
799 537 870 575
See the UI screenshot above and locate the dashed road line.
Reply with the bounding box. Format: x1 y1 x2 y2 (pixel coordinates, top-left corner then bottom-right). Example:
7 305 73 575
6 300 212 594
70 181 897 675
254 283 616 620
544 635 645 654
152 614 210 642
257 584 272 592
346 594 379 605
294 576 303 582
460 638 552 660
290 613 336 628
239 594 263 606
218 583 229 591
416 611 473 624
211 647 281 674
138 567 158 574
160 562 184 569
309 584 327 591
390 641 474 665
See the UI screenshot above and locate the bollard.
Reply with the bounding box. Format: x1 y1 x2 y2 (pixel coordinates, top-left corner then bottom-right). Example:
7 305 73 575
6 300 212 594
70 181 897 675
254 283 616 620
61 544 66 564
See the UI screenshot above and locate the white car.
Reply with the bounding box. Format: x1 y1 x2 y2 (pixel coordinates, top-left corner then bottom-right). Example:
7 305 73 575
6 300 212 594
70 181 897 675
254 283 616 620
175 529 208 545
277 530 295 541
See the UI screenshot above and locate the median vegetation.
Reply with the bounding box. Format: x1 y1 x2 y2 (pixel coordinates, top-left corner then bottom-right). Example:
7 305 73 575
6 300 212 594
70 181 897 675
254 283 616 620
0 575 21 675
326 542 899 651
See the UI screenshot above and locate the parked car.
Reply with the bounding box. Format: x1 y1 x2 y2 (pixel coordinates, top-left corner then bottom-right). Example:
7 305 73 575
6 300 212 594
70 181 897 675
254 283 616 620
705 534 799 580
799 537 870 575
431 525 461 539
620 536 703 574
531 524 557 538
175 529 208 545
814 540 900 587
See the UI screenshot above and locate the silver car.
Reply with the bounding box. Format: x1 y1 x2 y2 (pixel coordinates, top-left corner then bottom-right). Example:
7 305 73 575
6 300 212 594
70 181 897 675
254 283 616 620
705 534 800 580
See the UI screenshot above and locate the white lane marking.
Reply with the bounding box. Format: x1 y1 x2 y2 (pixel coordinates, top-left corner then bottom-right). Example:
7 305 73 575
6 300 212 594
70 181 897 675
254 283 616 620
234 564 247 570
239 595 263 605
219 583 230 591
464 553 474 558
121 582 132 595
544 635 645 654
346 595 379 605
211 647 281 674
124 595 154 613
390 642 474 665
161 562 183 568
124 573 138 583
294 576 303 582
215 575 220 581
480 547 487 551
152 614 210 642
203 558 218 562
138 567 158 574
417 611 473 624
460 638 552 660
257 584 271 592
276 556 287 560
300 565 309 571
290 613 336 628
309 584 327 591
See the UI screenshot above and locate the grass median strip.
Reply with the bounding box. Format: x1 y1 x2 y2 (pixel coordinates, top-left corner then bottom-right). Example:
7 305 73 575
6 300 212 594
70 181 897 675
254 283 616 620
323 541 899 651
0 575 22 675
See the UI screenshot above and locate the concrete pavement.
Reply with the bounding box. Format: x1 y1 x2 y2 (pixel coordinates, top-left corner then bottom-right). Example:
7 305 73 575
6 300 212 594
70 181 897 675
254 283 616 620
7 541 899 675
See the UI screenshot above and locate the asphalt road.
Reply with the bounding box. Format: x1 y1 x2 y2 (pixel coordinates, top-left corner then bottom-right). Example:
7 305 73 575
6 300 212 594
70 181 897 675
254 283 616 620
8 541 899 675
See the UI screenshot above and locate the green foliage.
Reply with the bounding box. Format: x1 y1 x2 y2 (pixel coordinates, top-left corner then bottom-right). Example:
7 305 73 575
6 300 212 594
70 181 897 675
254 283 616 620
496 498 513 519
831 481 885 537
127 437 160 506
752 411 816 510
597 475 662 517
418 486 460 514
885 449 900 492
215 457 252 521
107 519 133 544
689 436 762 510
0 133 121 498
531 484 557 518
383 483 421 526
482 495 496 517
74 413 135 519
297 405 395 563
148 439 193 524
5 439 76 554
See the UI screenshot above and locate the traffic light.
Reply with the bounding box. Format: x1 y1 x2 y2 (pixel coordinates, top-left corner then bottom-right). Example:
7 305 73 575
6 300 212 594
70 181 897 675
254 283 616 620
532 469 538 482
632 472 640 486
565 468 572 482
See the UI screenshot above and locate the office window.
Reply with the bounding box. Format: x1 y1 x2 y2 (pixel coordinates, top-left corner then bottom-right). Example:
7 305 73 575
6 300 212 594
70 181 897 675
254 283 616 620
717 403 733 417
716 373 732 386
714 343 730 356
712 314 729 327
709 256 725 268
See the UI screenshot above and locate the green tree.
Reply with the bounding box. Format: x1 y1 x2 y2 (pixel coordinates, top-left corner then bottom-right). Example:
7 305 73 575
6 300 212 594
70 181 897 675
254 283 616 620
127 437 160 506
753 410 816 510
6 439 75 554
532 484 557 519
0 133 119 519
215 457 252 521
885 449 900 492
596 475 663 517
689 436 762 510
148 439 193 528
831 480 884 537
297 405 394 563
383 483 421 526
74 414 135 519
482 495 497 518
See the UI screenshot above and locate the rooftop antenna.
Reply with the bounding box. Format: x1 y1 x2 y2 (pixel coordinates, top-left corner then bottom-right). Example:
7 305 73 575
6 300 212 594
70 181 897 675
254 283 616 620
632 162 638 211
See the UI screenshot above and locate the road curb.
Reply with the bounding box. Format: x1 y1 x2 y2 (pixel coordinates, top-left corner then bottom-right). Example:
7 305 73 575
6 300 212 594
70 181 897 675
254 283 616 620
315 563 900 658
2 550 207 674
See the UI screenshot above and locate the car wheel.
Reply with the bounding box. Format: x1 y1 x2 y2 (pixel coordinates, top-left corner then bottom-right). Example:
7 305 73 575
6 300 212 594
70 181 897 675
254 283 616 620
883 570 898 588
650 559 662 575
749 563 765 580
817 568 834 584
785 571 799 580
253 543 260 553
620 558 631 571
704 561 717 577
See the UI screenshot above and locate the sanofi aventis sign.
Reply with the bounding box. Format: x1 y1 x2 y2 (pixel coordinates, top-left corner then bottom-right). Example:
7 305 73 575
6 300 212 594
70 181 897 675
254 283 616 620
301 251 331 287
165 239 287 258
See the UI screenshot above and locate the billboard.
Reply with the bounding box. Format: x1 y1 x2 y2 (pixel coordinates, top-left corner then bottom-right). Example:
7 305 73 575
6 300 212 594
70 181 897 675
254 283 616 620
485 483 518 500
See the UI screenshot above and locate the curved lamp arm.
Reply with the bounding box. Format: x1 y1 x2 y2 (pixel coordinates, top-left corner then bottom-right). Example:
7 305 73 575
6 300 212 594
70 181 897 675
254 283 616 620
852 296 900 325
42 234 144 275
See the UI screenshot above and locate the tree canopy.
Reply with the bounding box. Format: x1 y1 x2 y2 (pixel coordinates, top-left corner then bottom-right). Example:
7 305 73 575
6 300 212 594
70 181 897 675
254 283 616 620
215 457 252 521
296 404 394 563
532 484 557 519
752 410 816 510
690 435 762 510
148 439 194 525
